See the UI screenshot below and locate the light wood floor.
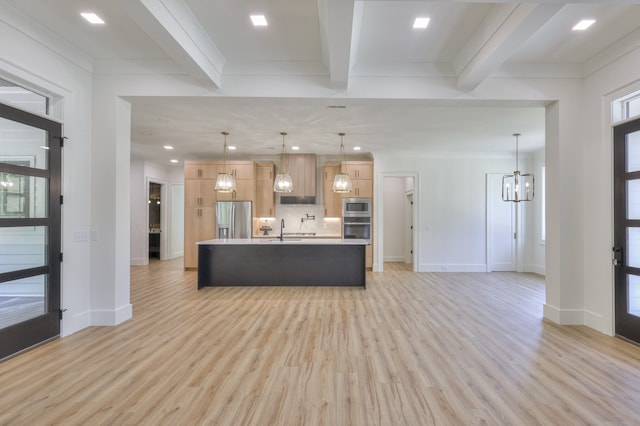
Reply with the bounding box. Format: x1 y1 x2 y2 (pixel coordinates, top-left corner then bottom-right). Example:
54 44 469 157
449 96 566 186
1 260 640 425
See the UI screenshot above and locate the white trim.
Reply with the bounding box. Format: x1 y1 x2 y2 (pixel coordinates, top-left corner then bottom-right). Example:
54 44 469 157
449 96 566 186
419 263 487 273
90 303 133 326
543 304 584 325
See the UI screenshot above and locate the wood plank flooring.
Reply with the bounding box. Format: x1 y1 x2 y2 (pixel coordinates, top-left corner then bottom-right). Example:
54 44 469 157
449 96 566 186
1 259 640 425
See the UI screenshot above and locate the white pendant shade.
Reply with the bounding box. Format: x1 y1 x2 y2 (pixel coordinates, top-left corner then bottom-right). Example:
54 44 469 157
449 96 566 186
273 173 293 192
333 172 352 193
333 132 353 193
274 131 293 193
214 172 236 192
214 131 237 193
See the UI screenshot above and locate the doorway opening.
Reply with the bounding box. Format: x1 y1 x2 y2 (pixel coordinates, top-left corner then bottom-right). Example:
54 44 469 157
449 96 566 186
148 182 162 260
381 175 417 272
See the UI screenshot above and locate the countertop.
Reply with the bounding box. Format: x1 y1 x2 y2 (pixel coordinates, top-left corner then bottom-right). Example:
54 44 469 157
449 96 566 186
252 233 341 239
197 238 369 245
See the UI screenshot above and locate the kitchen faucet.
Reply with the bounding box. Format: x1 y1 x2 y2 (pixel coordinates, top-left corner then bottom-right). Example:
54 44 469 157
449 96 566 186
279 218 285 241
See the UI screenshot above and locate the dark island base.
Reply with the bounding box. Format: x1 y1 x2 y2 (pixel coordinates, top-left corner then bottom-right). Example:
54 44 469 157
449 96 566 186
198 244 366 288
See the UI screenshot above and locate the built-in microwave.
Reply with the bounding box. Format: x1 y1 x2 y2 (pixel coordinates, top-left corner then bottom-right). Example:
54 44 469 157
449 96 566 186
342 197 372 217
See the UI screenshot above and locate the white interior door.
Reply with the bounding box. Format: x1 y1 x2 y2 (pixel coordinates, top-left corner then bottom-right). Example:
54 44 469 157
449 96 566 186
487 173 516 271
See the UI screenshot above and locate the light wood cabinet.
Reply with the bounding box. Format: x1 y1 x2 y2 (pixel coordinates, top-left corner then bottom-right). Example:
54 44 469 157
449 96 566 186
256 162 276 217
184 206 216 269
344 161 373 180
323 164 343 218
344 161 373 198
184 160 255 269
286 154 316 197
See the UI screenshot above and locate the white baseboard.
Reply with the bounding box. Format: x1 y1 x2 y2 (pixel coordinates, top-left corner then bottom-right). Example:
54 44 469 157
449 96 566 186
91 303 133 326
130 257 148 266
419 263 486 272
543 303 584 325
61 309 91 337
523 263 545 276
584 309 613 336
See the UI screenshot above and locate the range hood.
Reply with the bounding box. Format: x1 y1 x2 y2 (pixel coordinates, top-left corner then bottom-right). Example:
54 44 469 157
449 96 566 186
279 154 317 204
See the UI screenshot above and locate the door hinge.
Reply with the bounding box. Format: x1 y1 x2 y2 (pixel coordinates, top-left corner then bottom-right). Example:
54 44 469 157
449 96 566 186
59 253 63 262
59 308 67 320
514 232 517 240
59 136 68 147
60 195 64 204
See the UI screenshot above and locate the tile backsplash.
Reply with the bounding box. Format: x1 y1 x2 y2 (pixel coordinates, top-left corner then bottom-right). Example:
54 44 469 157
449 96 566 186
254 204 341 236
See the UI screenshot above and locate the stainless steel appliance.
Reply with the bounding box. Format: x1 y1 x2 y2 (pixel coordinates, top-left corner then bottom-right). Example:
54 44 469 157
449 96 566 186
342 197 372 217
343 198 372 241
216 200 252 239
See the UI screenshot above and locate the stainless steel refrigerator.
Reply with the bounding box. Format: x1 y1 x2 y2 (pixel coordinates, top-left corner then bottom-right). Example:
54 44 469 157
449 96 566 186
216 200 252 239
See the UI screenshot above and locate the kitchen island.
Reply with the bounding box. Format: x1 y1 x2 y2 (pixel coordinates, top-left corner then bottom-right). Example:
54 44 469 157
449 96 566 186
197 238 368 289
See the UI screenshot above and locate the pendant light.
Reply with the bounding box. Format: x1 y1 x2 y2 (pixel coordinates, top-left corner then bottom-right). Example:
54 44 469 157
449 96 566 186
214 131 237 193
333 132 352 193
273 132 293 192
502 133 534 202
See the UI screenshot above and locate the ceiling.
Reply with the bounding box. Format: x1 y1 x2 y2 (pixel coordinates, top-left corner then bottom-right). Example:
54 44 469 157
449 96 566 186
5 0 640 163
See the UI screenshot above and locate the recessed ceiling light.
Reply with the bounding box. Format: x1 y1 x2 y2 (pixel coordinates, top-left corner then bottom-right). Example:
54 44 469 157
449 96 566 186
572 19 595 31
228 146 236 150
291 146 300 151
250 15 268 26
353 146 361 151
81 12 105 25
163 145 174 150
170 159 178 163
413 17 430 29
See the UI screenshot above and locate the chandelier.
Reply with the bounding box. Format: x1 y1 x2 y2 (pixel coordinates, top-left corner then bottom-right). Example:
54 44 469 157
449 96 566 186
214 131 236 192
502 133 534 202
273 132 293 192
333 132 352 193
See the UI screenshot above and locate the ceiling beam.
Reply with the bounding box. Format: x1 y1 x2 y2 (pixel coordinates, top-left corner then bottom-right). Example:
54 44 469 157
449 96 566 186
454 3 563 92
120 0 225 88
317 0 356 89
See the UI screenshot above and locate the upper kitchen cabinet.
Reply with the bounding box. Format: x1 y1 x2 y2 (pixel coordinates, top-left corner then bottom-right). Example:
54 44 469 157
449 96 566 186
256 162 276 217
216 161 256 201
323 163 343 218
286 154 316 198
344 161 373 198
185 162 219 179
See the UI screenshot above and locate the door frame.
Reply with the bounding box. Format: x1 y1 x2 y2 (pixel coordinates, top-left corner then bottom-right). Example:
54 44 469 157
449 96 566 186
613 116 640 343
0 101 62 360
146 177 168 261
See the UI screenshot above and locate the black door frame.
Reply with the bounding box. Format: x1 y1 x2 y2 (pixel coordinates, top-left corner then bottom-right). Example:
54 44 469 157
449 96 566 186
0 102 62 360
613 116 640 343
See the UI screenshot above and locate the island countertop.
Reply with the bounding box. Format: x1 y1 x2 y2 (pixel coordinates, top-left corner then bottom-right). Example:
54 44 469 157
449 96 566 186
197 238 369 245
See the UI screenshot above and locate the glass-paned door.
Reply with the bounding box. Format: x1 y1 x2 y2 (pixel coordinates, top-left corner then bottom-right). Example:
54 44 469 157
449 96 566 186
0 102 61 360
613 117 640 343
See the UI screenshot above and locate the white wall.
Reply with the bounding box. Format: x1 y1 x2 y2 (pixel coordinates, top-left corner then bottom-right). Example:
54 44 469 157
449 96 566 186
130 159 184 265
0 3 94 336
375 153 541 272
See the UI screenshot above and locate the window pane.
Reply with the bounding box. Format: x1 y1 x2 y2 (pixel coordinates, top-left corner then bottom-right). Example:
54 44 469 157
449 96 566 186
0 117 49 170
628 179 640 219
0 78 47 116
628 275 640 317
0 174 48 218
0 275 45 330
0 226 47 274
626 130 640 172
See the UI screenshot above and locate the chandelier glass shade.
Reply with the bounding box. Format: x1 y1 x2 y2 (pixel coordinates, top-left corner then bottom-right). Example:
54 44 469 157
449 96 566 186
333 132 352 193
502 133 534 202
274 132 293 192
214 131 237 193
